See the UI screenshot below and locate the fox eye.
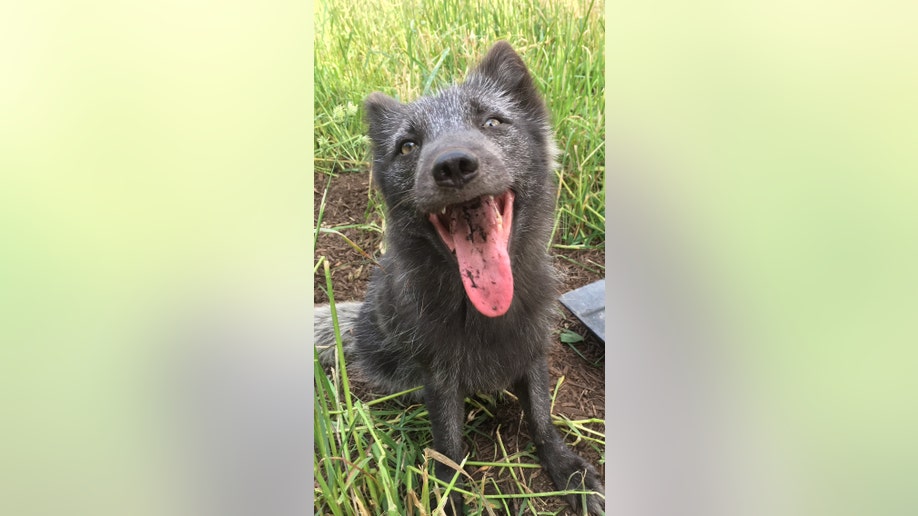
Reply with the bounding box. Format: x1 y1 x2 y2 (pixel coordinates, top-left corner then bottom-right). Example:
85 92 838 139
483 118 502 128
399 141 417 155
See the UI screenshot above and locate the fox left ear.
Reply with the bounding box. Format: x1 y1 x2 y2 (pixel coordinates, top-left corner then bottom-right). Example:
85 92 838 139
469 41 546 114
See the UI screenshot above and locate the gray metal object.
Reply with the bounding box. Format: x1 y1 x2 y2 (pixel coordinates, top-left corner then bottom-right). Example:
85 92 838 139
559 279 606 343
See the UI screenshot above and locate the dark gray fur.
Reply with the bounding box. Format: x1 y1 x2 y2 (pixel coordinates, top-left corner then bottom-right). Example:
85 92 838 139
315 42 603 515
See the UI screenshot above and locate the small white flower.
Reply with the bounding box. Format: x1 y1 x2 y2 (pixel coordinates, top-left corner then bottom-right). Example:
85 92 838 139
332 105 345 122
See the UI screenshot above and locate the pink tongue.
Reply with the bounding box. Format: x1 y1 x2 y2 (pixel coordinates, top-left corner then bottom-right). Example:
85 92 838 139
449 195 513 317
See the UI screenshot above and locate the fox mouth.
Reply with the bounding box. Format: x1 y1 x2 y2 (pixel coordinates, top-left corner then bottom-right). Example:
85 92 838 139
428 190 515 318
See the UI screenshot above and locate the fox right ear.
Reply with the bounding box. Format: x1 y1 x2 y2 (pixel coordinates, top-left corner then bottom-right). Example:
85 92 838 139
364 92 403 138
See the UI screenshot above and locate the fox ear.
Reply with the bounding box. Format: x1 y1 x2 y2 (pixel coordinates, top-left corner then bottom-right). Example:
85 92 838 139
364 92 404 142
470 42 535 93
469 41 545 114
365 92 402 127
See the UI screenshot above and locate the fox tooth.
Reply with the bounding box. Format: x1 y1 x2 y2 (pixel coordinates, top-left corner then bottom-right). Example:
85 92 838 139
440 207 447 215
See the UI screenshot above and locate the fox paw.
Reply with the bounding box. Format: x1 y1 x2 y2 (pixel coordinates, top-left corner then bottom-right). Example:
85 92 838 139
549 454 604 515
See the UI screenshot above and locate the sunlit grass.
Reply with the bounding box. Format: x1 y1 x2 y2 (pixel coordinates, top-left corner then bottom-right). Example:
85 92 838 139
314 0 604 248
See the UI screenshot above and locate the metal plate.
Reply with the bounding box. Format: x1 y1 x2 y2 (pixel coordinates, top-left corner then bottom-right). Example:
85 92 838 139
559 279 605 343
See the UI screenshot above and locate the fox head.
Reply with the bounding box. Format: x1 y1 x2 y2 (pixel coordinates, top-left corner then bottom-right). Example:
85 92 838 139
362 42 558 317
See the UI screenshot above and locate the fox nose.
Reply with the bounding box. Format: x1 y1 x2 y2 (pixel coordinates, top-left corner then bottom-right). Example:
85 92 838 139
431 149 479 188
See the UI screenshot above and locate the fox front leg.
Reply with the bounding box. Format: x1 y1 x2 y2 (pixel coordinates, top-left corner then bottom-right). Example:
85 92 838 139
514 360 605 515
423 382 467 515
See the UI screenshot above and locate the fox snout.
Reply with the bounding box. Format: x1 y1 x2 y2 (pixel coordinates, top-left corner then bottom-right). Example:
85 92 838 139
414 133 512 213
431 148 479 188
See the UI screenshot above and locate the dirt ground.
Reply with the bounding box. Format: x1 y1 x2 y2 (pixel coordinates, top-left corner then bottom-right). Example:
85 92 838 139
314 171 605 514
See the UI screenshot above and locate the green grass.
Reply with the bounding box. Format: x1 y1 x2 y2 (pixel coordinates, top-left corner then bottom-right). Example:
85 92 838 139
313 0 605 249
315 268 606 515
314 0 605 514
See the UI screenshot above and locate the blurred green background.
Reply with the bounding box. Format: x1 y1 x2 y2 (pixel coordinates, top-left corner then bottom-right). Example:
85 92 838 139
1 1 915 515
1 2 313 515
609 4 917 515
